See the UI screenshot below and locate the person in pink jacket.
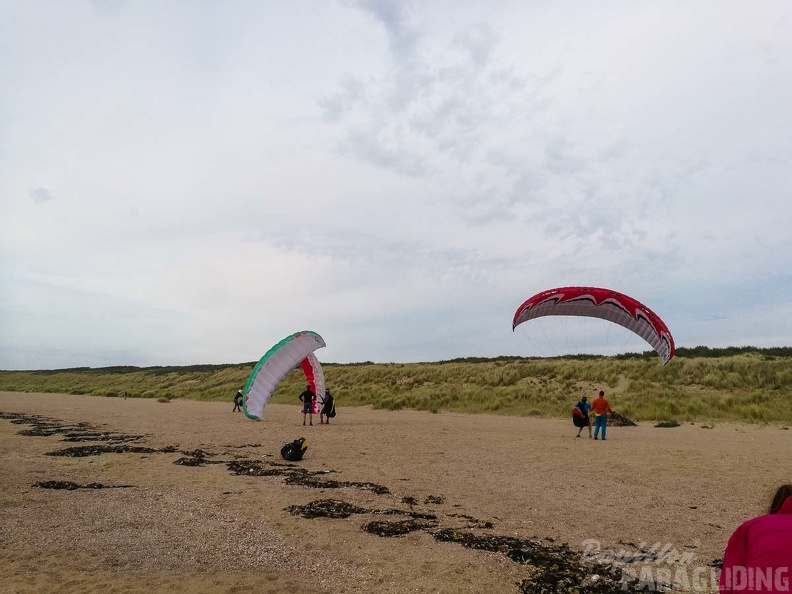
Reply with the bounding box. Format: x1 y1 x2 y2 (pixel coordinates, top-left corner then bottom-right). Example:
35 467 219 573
720 484 792 593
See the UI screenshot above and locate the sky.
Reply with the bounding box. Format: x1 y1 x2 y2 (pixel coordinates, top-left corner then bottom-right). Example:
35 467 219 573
2 0 792 370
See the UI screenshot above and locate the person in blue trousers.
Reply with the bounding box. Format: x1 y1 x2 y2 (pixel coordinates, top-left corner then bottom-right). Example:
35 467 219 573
590 390 614 440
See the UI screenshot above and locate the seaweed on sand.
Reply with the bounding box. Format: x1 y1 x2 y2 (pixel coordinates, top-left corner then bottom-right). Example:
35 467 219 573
33 481 135 490
431 529 650 593
46 444 179 457
227 460 304 476
227 460 390 494
61 432 145 443
283 474 390 494
363 518 437 537
446 512 494 529
285 498 437 522
1 411 145 442
286 499 369 519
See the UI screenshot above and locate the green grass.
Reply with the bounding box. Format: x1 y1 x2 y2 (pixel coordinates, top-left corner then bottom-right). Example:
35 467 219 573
2 349 792 424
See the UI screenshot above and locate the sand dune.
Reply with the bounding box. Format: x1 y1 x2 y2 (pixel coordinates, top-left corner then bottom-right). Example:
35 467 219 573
1 391 789 593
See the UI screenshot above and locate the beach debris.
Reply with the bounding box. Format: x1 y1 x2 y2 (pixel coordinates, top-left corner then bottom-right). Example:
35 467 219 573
432 529 550 564
654 420 680 428
284 474 390 494
1 412 52 424
371 504 666 591
372 509 437 520
226 459 390 493
174 457 207 466
432 528 645 593
61 432 145 443
446 512 494 529
33 481 135 490
227 460 299 476
285 495 651 592
288 493 644 592
287 498 369 519
1 411 145 442
363 518 436 537
609 412 638 427
181 449 213 458
46 444 179 457
173 457 230 466
286 498 436 522
424 495 445 504
18 426 71 437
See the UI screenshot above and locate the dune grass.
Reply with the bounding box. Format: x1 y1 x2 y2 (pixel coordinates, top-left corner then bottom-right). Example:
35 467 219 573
1 349 791 424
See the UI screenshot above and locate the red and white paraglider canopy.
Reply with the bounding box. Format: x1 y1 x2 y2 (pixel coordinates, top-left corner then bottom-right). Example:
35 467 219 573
512 287 674 364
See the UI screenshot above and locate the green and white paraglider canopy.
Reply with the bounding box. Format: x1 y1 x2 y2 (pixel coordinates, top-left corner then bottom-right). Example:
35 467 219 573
242 331 326 420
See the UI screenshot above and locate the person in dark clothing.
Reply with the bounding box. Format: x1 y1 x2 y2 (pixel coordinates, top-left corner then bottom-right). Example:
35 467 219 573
233 389 243 412
299 385 315 426
573 395 591 438
320 388 335 424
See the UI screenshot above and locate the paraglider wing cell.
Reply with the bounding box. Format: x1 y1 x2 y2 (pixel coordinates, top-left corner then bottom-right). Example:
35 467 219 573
512 287 675 364
242 331 326 420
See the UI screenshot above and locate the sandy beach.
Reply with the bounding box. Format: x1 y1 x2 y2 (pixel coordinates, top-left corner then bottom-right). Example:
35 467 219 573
1 391 790 593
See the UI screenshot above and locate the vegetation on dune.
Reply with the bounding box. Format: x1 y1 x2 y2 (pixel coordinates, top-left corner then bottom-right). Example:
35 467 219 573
1 347 792 424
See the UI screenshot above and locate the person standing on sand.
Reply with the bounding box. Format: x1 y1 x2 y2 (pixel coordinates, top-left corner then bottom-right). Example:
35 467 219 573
232 389 243 412
299 384 315 426
320 388 335 424
720 484 792 593
590 390 613 440
574 396 592 438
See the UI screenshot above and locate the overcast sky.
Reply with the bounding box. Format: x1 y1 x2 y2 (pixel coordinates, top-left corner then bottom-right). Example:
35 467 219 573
2 0 791 370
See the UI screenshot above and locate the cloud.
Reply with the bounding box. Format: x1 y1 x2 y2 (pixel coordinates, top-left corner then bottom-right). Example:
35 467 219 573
453 24 498 67
323 3 552 181
90 0 128 17
1 1 792 368
29 187 54 203
358 0 420 61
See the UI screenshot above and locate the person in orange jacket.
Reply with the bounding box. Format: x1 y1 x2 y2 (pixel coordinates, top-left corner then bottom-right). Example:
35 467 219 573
590 390 614 440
